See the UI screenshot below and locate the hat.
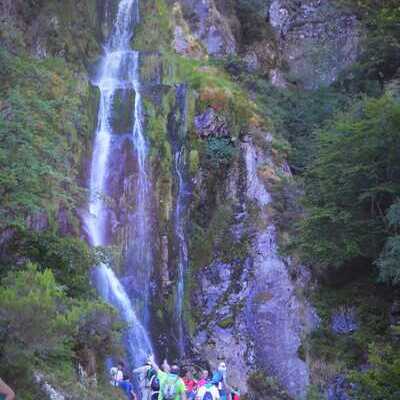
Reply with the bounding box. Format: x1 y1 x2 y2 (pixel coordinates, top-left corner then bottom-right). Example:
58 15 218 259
218 362 227 370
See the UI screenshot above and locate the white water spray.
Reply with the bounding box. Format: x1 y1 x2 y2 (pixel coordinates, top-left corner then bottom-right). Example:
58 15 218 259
85 0 153 367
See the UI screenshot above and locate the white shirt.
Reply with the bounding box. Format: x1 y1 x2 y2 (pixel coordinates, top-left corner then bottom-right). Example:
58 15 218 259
116 370 124 382
196 385 220 400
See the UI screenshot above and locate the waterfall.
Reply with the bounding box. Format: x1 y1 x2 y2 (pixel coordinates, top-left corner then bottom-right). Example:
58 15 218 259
170 85 189 358
174 148 188 357
85 0 153 368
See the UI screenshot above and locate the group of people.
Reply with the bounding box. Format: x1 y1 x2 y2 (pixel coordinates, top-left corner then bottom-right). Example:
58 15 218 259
110 356 240 400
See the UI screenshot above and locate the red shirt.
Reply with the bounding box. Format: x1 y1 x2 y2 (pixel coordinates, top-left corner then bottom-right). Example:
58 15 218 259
183 378 197 392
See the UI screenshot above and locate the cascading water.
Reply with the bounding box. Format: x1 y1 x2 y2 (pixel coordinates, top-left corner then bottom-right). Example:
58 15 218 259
174 148 189 357
85 0 153 368
170 85 189 358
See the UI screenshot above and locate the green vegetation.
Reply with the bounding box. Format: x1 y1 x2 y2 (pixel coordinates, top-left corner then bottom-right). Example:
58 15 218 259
0 48 92 230
350 343 400 400
0 4 119 396
0 265 122 399
245 372 292 400
341 0 400 86
294 95 400 280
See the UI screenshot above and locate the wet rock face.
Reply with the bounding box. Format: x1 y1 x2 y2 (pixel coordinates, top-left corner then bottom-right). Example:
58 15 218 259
192 260 255 392
269 0 361 89
190 136 317 398
110 88 136 135
242 140 316 398
176 0 237 57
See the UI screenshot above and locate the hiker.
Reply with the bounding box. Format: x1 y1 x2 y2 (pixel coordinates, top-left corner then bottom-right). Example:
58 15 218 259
110 366 122 386
0 378 15 400
197 370 209 388
117 362 126 381
195 380 220 400
230 389 240 400
211 362 232 400
133 361 152 400
182 370 197 400
133 361 161 400
118 374 137 400
148 355 187 400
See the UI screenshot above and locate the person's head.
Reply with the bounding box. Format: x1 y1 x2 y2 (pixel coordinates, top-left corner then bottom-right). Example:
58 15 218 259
170 365 180 376
184 370 193 379
218 362 227 374
162 359 170 373
118 361 125 370
201 370 209 380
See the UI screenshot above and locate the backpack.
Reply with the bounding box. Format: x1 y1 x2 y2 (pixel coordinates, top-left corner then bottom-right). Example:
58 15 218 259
162 375 179 400
202 390 214 400
150 374 160 391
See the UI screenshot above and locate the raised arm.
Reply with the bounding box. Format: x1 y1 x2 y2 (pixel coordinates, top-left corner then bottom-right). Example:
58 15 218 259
0 378 15 400
148 354 161 373
133 365 150 374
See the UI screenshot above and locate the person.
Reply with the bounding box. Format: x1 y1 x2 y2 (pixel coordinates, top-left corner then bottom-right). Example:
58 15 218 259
110 367 121 387
211 362 232 400
182 370 197 400
197 370 209 388
0 378 15 400
118 374 137 400
117 362 125 382
133 361 160 400
230 389 240 400
148 355 187 400
133 362 153 400
195 380 220 400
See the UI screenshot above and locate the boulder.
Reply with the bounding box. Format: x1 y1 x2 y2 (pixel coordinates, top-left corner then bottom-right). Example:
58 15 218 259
194 107 229 138
269 0 362 89
331 306 358 335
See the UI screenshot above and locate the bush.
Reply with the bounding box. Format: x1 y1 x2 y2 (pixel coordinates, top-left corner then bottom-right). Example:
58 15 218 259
246 371 292 400
205 137 237 167
0 265 121 390
1 229 97 297
0 264 73 369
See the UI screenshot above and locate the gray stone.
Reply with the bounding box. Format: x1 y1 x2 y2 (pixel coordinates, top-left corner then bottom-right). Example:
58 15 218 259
242 139 318 399
194 107 229 138
331 306 358 335
177 0 237 57
34 373 65 400
269 0 362 89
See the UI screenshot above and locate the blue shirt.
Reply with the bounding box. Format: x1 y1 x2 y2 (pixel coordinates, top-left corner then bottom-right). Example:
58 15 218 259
119 380 134 399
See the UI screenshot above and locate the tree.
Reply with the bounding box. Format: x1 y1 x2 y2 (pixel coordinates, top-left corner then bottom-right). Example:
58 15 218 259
0 264 72 367
296 95 400 279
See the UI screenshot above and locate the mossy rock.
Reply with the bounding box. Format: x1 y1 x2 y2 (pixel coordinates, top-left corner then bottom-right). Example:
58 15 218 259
217 316 235 329
110 88 136 135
